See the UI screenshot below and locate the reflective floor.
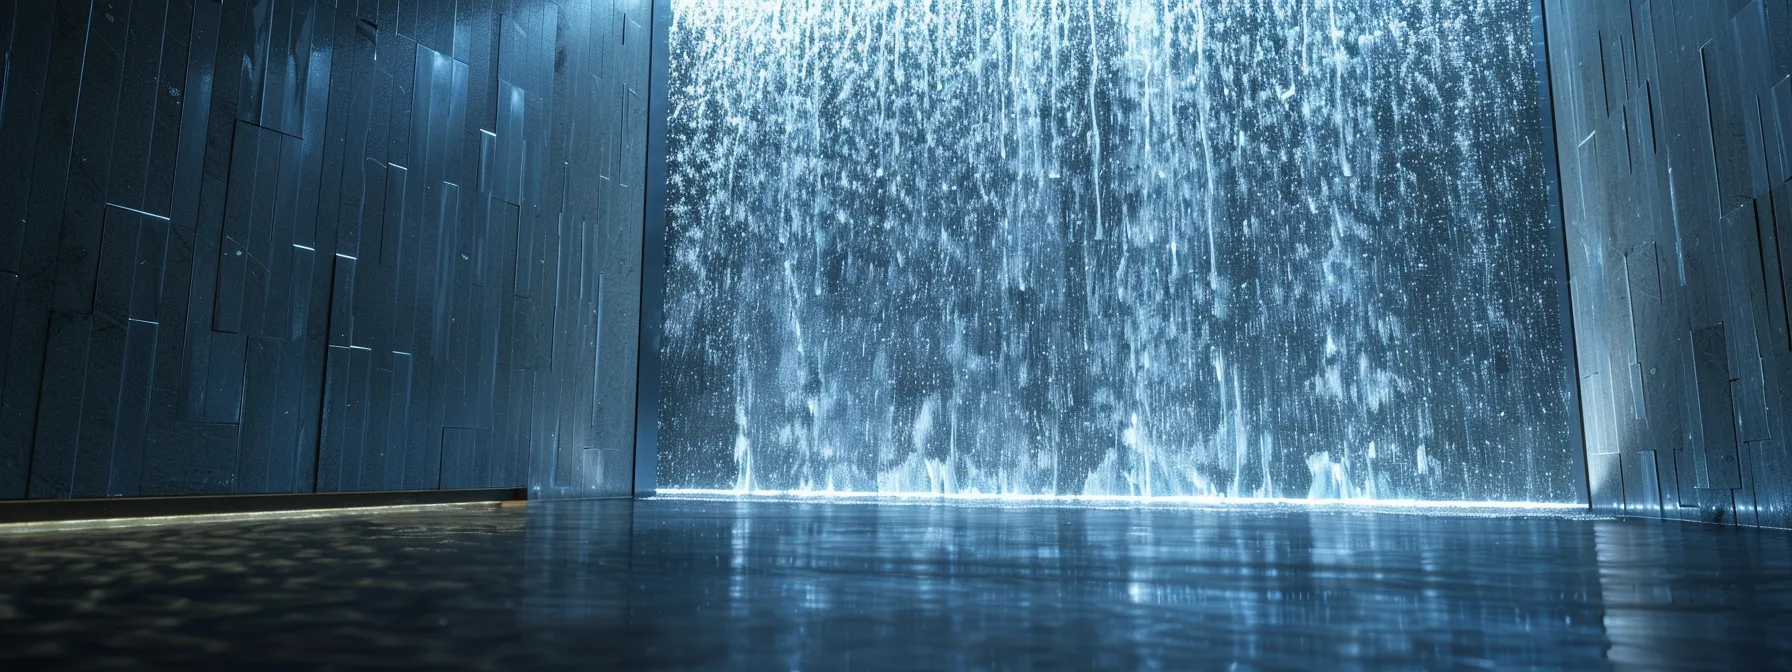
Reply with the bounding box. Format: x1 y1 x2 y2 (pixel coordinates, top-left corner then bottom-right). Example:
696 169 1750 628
2 498 1790 670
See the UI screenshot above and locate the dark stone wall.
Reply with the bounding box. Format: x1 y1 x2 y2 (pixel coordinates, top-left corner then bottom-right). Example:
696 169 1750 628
1546 0 1792 526
0 0 653 501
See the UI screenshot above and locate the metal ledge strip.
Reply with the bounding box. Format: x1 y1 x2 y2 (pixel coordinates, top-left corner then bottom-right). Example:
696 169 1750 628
0 488 527 525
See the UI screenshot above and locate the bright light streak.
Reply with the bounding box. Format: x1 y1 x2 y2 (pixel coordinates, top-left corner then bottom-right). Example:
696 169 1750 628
656 488 1588 511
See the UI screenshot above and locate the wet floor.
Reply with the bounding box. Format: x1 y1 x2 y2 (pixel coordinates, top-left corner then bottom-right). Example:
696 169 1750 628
1 497 1790 670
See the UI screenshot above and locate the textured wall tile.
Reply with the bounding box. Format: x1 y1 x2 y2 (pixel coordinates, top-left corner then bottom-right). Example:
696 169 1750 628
0 0 643 502
1551 0 1792 527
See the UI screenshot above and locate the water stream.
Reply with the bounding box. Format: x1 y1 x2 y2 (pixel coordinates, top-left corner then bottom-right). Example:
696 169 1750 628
660 0 1575 502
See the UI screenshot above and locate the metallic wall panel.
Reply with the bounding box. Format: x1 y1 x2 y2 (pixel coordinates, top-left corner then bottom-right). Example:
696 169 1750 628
1547 0 1792 528
0 0 653 501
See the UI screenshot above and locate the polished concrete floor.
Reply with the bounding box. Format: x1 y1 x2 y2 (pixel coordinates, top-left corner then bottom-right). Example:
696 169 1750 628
1 498 1790 670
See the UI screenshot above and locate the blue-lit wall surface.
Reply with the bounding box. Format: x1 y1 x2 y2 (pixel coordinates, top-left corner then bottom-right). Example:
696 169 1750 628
659 0 1577 501
1547 0 1792 529
0 0 653 501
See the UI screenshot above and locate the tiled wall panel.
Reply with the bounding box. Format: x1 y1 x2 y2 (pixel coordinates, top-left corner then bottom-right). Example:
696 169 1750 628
0 0 653 500
1548 0 1792 527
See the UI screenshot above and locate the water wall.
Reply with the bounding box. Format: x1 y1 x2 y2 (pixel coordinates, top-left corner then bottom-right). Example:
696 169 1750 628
659 0 1577 501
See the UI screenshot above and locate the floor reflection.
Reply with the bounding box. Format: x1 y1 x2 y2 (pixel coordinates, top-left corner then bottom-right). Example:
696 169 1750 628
0 498 1789 669
1593 519 1792 670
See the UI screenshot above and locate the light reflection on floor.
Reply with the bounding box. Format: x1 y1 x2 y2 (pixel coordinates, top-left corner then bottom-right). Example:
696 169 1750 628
1 497 1788 669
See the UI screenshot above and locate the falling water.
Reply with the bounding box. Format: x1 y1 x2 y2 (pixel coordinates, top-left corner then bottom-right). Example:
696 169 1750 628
659 0 1577 502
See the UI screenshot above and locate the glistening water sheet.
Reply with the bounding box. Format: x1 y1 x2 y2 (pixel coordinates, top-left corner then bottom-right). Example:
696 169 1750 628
659 0 1575 501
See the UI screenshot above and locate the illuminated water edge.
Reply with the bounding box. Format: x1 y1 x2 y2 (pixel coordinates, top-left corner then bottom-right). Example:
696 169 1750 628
656 488 1592 512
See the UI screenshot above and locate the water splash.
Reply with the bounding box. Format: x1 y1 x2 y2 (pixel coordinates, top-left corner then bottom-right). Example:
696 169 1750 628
660 0 1574 502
